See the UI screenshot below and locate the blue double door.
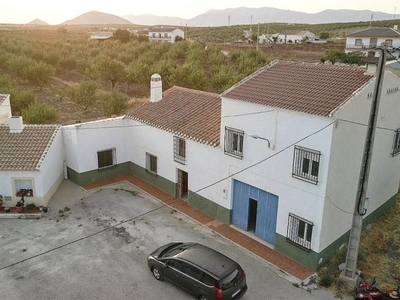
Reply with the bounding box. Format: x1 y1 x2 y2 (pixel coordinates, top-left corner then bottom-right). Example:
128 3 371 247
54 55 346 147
232 180 279 245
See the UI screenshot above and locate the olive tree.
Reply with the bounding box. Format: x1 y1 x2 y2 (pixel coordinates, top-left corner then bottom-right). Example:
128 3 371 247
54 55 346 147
22 103 58 124
69 80 98 111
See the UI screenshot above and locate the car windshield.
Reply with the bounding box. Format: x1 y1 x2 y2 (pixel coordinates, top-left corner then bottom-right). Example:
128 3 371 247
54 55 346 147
160 243 195 258
220 268 242 291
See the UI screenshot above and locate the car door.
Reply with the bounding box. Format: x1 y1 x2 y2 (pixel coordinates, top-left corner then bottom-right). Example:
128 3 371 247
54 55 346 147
162 259 185 288
180 263 213 298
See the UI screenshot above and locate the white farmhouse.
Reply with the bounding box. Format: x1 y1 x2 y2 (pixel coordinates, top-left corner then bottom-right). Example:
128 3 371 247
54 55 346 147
0 116 64 207
148 27 184 43
62 61 400 271
345 26 400 58
276 30 316 43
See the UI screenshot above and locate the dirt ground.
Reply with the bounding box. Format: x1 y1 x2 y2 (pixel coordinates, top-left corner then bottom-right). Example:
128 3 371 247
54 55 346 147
22 43 343 125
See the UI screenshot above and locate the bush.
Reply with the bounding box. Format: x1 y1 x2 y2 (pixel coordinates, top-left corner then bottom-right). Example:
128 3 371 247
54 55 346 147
318 274 334 287
26 203 36 210
22 102 58 124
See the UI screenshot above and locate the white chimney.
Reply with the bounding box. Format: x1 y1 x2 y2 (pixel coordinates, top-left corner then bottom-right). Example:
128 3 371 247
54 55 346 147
150 73 162 103
9 116 24 133
394 25 398 31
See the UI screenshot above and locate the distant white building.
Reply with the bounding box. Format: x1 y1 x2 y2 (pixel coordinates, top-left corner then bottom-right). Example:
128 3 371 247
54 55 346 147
345 26 400 58
148 27 184 43
89 32 113 41
277 30 316 43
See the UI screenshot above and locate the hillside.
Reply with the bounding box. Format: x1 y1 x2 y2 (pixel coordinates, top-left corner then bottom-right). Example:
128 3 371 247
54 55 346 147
27 19 49 25
62 11 131 25
123 7 400 26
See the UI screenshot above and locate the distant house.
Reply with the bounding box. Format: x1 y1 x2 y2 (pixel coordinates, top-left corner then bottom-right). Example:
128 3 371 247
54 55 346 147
345 26 400 58
276 30 316 43
148 27 184 43
258 33 278 44
89 32 113 41
0 115 64 208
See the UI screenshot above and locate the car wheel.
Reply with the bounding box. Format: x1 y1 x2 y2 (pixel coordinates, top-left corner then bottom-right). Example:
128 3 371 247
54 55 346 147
199 296 209 300
152 266 163 281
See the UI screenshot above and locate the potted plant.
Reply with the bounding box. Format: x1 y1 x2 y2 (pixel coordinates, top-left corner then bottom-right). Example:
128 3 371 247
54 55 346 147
15 196 25 213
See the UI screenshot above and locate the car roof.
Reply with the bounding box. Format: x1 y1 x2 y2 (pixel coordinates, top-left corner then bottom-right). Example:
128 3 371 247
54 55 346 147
176 243 238 278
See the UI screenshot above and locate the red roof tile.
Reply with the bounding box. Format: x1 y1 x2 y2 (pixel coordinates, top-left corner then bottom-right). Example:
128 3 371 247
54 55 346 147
126 86 221 146
222 60 374 117
0 124 61 171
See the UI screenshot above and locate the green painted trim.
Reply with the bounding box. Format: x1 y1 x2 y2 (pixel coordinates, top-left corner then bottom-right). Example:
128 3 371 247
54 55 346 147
129 162 176 195
363 193 398 227
275 193 398 271
67 162 131 186
188 192 231 224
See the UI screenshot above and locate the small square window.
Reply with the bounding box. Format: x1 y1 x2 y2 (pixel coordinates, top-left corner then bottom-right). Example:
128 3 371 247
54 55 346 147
224 127 244 159
392 129 400 157
292 146 321 184
286 213 313 251
97 148 116 169
355 39 362 46
15 179 34 197
174 136 186 164
146 153 157 175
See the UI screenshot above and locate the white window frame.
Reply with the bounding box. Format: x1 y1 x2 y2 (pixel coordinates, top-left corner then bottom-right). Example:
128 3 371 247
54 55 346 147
14 179 34 197
286 213 313 251
224 127 244 159
292 146 321 184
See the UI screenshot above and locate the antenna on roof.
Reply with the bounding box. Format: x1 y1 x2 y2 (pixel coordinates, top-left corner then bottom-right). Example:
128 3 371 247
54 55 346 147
394 7 397 20
369 14 373 28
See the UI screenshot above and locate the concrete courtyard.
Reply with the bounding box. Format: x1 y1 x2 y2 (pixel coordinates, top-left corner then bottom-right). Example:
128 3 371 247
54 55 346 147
0 180 350 300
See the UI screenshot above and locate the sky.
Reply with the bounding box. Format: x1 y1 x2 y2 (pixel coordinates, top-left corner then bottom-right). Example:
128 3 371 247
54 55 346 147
2 0 398 25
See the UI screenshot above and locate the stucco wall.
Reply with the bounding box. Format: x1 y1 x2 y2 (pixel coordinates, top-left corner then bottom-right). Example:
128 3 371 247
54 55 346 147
220 98 333 253
322 70 400 255
63 117 128 174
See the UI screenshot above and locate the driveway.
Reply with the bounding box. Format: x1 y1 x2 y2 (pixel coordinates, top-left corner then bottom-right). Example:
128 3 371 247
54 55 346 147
0 180 350 300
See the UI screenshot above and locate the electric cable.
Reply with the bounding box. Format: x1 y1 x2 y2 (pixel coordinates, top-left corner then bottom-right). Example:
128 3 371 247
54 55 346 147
0 120 334 272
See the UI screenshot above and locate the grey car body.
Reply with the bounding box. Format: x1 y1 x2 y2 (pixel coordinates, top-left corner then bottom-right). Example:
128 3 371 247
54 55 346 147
147 242 247 300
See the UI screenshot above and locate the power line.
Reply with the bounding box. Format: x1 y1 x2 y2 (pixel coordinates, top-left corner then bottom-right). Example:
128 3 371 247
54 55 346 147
0 121 334 272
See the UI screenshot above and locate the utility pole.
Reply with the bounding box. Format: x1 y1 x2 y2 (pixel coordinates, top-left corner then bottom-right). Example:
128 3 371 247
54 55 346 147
340 47 387 283
369 14 373 28
228 15 230 26
256 23 260 50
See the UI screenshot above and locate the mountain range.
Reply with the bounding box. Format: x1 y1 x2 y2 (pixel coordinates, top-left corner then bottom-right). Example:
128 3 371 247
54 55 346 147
28 7 399 27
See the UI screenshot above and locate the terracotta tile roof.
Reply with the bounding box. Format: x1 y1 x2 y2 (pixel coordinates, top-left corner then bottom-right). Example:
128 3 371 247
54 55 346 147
347 27 400 38
0 124 61 171
125 86 221 146
222 60 374 117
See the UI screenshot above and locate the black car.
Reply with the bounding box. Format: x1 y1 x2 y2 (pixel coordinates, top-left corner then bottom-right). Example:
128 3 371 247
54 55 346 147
147 242 247 300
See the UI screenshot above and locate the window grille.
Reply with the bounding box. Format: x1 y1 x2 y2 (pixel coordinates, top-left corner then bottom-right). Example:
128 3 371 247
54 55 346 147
146 153 157 175
292 146 321 184
224 127 244 159
97 148 116 169
174 136 186 164
286 213 313 251
392 129 400 157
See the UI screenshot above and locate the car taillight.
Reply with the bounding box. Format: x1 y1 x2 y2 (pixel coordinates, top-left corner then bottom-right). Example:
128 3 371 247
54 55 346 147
213 286 224 298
